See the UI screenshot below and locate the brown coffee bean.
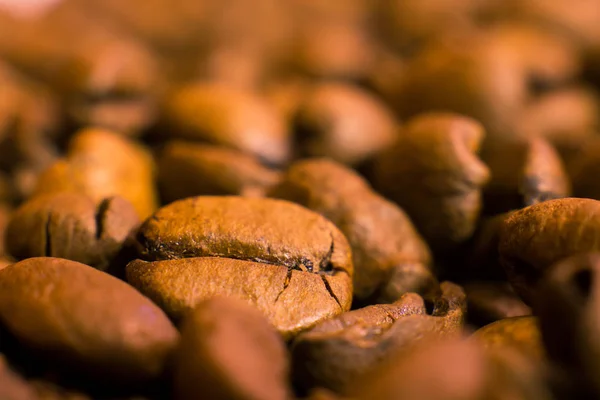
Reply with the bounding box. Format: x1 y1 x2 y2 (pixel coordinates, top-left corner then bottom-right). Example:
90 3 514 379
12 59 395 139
269 158 433 301
499 0 600 48
481 136 570 215
0 61 60 200
163 83 291 166
0 257 178 385
472 316 544 362
289 22 375 81
263 76 311 122
173 297 290 400
128 196 353 338
464 282 531 326
373 112 490 251
375 0 480 51
0 1 160 135
294 83 396 166
34 128 158 219
395 25 578 138
291 283 466 394
516 86 599 157
6 193 139 270
350 337 552 400
534 253 600 397
498 198 600 303
157 141 281 203
0 354 36 400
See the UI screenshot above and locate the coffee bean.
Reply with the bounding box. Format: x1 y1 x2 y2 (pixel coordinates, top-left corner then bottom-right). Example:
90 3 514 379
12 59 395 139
395 24 578 137
6 193 139 270
291 282 465 394
0 257 178 386
498 198 600 303
269 158 434 302
534 253 600 397
472 316 544 362
293 83 396 166
374 112 490 251
128 196 353 338
173 296 290 400
163 83 291 166
34 128 158 219
481 137 570 214
157 141 280 202
350 337 552 400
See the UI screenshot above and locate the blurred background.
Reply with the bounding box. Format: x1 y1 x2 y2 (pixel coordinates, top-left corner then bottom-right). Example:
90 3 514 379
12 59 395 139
0 0 598 204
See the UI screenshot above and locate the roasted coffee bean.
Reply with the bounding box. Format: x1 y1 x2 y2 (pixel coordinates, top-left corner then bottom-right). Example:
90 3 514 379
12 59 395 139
34 128 158 219
374 112 490 251
291 282 465 394
269 158 434 302
6 193 139 270
515 86 600 157
350 337 553 400
464 282 532 326
157 141 280 202
0 257 178 386
395 24 578 138
499 198 600 303
375 0 481 51
173 296 290 400
0 1 160 135
163 83 291 166
293 82 396 166
472 316 544 362
128 196 353 338
289 22 375 81
534 253 600 397
481 136 570 215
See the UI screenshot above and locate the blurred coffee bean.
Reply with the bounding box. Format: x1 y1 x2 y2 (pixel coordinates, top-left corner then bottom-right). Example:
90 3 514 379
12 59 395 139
499 198 600 303
481 136 570 215
534 253 600 397
472 316 544 362
0 0 160 135
374 112 490 251
34 128 158 219
163 82 291 166
157 141 280 202
396 24 579 138
350 337 552 400
291 283 465 394
515 86 600 157
293 83 397 166
173 297 290 400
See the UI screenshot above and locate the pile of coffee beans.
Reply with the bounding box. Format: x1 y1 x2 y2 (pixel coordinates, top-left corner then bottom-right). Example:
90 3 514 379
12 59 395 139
0 0 599 398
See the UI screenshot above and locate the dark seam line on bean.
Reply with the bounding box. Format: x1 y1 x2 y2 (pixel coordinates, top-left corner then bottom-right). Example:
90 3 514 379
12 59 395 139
95 198 112 240
320 275 343 310
274 268 293 303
